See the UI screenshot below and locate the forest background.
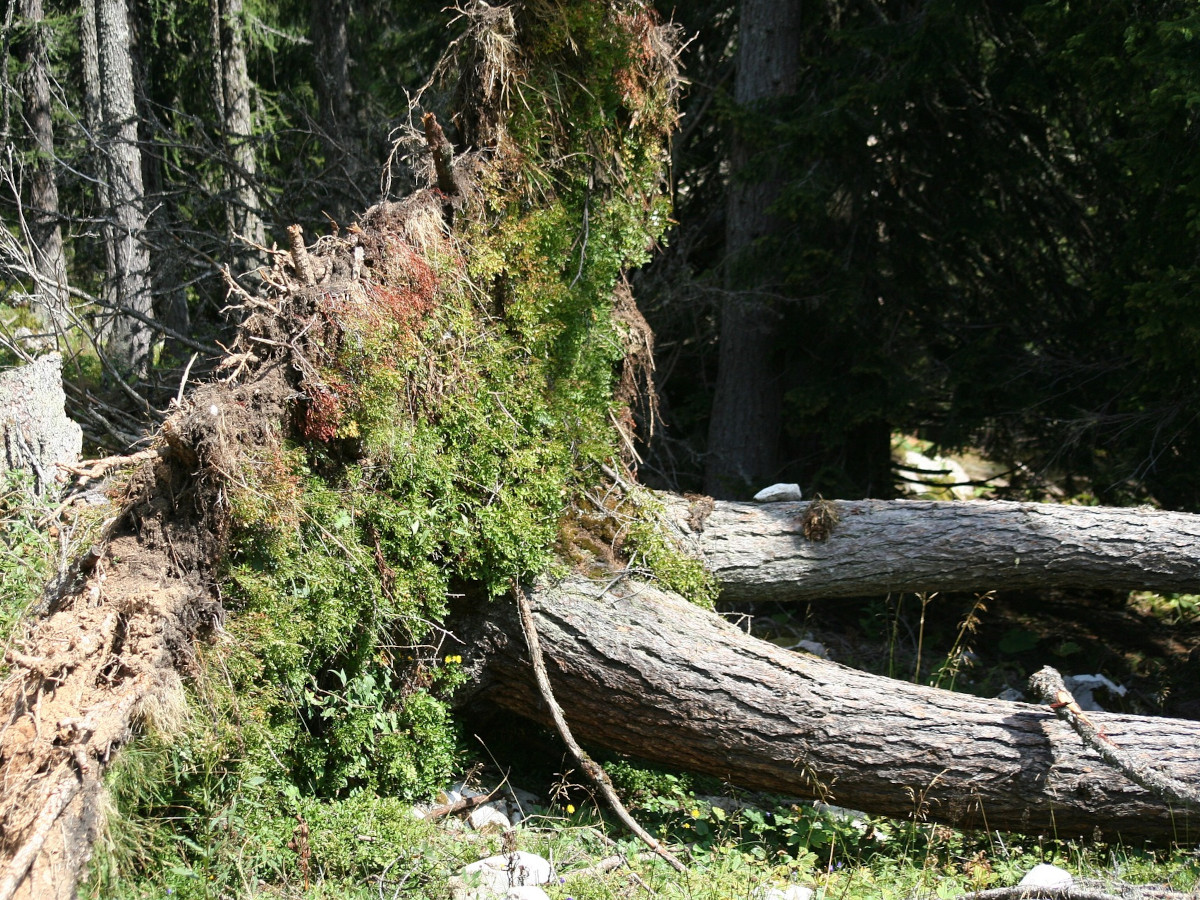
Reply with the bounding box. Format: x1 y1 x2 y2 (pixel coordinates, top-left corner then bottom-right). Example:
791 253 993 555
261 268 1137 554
4 0 1200 511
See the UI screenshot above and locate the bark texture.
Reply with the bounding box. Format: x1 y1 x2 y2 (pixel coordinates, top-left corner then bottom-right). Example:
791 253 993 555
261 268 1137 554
662 495 1200 602
79 0 115 297
705 0 802 499
93 0 153 377
16 0 69 323
469 576 1200 841
212 0 264 253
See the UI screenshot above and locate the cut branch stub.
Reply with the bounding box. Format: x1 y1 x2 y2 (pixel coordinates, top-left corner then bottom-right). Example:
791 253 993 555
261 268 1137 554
422 112 459 197
286 224 316 285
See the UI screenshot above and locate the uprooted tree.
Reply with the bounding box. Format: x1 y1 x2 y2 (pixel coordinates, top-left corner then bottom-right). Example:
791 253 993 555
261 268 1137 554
0 3 1198 897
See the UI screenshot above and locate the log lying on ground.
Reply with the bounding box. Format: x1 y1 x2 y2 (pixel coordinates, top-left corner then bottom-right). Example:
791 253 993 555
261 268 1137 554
467 576 1200 842
662 495 1200 603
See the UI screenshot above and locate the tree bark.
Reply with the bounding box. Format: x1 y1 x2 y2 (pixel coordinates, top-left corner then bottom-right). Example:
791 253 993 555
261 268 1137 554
661 495 1200 603
16 0 69 324
79 0 116 300
93 0 154 378
212 0 264 256
310 0 362 222
469 576 1200 841
705 0 802 499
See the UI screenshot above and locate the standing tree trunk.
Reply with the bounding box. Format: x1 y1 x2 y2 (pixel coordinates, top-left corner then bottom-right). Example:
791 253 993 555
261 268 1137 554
212 0 264 259
310 0 362 222
92 0 153 379
16 0 68 326
80 0 116 304
705 0 802 499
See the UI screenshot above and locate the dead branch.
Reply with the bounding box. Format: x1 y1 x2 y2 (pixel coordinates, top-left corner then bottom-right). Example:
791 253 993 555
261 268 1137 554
424 786 502 822
1028 666 1200 813
422 112 459 196
286 224 316 286
57 448 160 486
932 881 1197 900
513 582 687 873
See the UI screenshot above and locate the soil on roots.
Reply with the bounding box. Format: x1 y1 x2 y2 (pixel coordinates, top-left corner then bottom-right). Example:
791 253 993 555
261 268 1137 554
0 366 292 900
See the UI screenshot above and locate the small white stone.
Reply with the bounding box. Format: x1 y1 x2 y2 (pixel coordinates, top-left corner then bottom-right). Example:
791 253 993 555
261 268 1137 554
461 852 554 892
1018 864 1073 889
753 483 802 502
1063 673 1127 712
208 404 219 416
468 805 511 832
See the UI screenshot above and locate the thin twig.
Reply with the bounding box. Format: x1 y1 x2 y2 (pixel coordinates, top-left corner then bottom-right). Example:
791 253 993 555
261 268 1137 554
513 582 687 873
1029 666 1200 812
174 352 198 406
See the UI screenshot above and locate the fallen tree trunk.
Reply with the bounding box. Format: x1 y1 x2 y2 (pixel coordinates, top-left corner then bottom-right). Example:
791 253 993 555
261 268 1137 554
467 575 1200 842
662 495 1200 602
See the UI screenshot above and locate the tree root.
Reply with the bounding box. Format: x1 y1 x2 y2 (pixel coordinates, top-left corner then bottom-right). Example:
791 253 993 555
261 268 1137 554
513 582 688 874
0 767 81 900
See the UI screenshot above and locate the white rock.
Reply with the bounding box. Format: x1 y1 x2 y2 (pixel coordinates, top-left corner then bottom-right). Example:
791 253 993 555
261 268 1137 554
507 787 543 812
505 888 551 900
461 852 554 892
1063 674 1127 712
468 805 511 832
898 450 974 500
754 886 814 900
753 483 802 502
1018 864 1073 889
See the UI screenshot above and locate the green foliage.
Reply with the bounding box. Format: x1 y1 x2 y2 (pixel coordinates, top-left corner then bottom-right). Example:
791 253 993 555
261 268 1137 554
0 472 57 645
94 4 690 894
622 489 718 607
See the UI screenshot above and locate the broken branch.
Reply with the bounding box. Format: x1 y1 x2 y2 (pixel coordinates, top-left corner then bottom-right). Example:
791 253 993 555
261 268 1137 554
513 582 687 873
1028 666 1200 813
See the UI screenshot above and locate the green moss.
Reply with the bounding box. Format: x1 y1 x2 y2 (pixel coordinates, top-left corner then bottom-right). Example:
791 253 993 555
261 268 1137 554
96 4 690 894
623 489 719 609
